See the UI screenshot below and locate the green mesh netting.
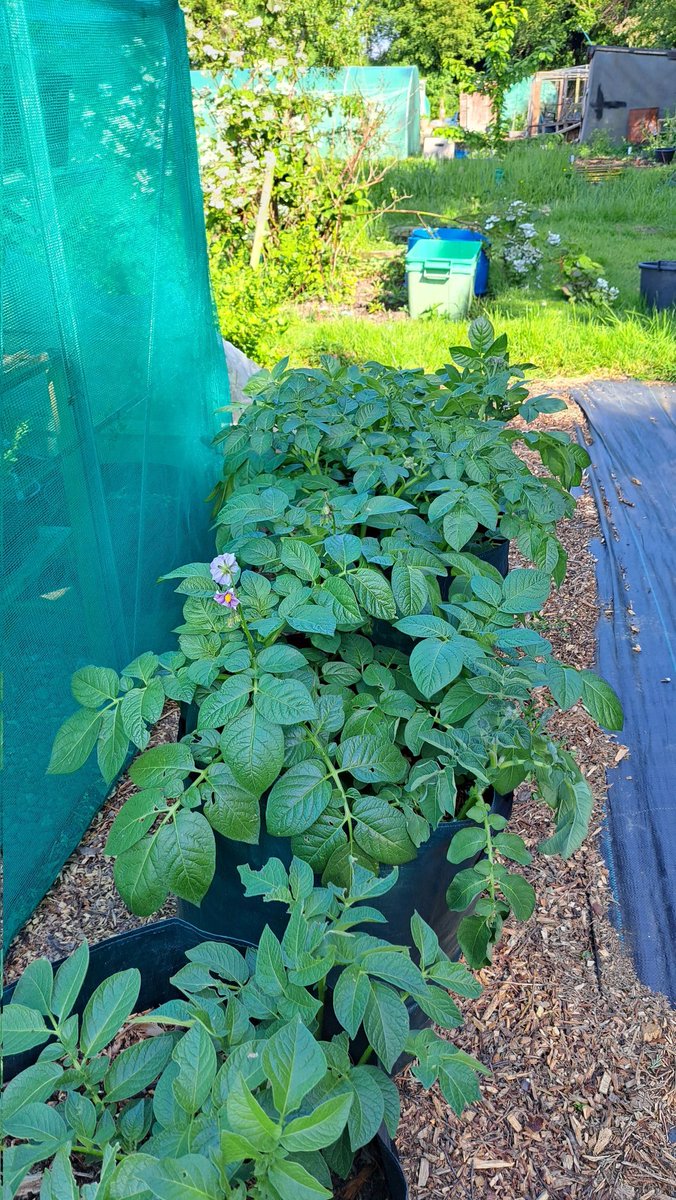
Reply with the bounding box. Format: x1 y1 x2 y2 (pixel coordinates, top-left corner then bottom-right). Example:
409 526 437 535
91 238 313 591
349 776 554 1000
1 0 229 947
192 65 422 159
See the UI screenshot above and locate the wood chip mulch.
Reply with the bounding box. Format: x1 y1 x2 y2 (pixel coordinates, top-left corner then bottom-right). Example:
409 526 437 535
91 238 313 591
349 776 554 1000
3 711 179 980
396 402 676 1199
4 401 675 1200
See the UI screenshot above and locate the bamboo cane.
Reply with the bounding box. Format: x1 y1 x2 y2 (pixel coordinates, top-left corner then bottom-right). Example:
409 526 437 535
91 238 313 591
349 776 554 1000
250 151 276 269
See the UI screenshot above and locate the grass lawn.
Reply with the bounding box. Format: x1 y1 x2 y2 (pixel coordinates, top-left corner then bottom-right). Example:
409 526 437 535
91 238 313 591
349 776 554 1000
270 144 676 380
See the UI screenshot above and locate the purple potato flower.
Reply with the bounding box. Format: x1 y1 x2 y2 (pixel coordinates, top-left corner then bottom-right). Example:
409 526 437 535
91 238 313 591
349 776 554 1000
214 589 240 610
210 552 239 586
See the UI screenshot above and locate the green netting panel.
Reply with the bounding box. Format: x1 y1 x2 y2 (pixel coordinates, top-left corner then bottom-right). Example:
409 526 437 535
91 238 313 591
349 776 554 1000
301 66 421 159
192 65 422 159
1 0 229 946
502 76 533 125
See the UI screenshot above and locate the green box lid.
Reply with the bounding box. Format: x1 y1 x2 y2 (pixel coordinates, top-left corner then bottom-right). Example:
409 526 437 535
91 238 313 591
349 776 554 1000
405 239 481 267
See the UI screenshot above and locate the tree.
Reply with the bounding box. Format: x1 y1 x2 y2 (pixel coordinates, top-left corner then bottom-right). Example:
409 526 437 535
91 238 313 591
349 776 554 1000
367 0 484 110
481 1 530 137
182 0 373 69
631 0 676 47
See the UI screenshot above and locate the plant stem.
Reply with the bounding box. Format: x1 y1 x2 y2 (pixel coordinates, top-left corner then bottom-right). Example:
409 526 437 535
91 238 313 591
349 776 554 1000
306 729 354 847
238 609 257 655
483 806 496 904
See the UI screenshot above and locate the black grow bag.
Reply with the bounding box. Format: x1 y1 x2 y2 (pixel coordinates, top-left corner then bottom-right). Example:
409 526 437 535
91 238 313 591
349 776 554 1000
2 919 253 1081
639 260 676 311
178 790 513 960
466 535 510 579
373 536 510 653
2 920 408 1198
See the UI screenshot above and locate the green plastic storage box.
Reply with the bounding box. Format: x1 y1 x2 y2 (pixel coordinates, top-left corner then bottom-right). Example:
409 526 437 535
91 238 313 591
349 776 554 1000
405 239 480 319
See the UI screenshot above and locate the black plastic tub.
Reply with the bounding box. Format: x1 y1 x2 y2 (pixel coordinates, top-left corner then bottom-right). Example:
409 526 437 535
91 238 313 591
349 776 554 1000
2 919 409 1197
639 260 676 311
466 535 510 578
378 1133 409 1199
2 918 251 1082
178 790 513 959
654 147 675 164
373 535 510 653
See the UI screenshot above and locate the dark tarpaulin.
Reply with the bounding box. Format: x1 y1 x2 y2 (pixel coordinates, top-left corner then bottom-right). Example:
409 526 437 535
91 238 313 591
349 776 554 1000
574 381 676 1002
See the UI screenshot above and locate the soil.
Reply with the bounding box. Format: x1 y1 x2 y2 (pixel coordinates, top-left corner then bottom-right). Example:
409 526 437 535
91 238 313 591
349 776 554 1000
333 1143 393 1200
4 399 675 1199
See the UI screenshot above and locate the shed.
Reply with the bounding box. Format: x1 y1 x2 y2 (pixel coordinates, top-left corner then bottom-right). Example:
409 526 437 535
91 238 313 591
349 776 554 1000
526 66 589 137
580 45 676 143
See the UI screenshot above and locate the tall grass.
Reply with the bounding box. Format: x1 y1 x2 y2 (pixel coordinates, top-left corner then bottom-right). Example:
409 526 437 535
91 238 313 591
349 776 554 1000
375 144 676 229
280 306 676 381
271 142 676 380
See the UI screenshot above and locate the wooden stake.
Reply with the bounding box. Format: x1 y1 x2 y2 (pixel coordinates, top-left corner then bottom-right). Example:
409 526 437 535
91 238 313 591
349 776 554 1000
250 151 276 269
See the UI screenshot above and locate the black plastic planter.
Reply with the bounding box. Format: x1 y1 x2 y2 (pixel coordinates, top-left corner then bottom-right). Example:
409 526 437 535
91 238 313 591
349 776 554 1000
467 535 510 579
654 147 675 164
2 918 253 1082
2 919 409 1198
639 260 676 311
437 534 510 600
378 1134 409 1199
372 535 510 653
178 790 513 960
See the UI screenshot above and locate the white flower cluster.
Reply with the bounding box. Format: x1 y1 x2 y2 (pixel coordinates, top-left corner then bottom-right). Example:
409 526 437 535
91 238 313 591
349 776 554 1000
596 277 619 301
484 199 563 286
191 58 335 242
503 237 543 278
504 199 528 222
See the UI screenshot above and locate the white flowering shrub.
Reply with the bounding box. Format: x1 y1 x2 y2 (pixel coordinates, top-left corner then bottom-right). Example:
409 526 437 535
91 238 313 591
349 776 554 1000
182 0 369 73
183 6 389 360
193 68 329 259
560 253 620 306
484 201 617 307
484 200 553 285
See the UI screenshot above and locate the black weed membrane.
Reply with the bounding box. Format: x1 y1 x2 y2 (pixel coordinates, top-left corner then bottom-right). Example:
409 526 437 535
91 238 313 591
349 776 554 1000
575 381 676 1002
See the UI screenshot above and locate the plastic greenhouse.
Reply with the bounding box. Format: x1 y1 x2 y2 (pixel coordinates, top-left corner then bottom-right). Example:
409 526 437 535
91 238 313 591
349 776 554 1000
191 65 422 159
1 0 229 946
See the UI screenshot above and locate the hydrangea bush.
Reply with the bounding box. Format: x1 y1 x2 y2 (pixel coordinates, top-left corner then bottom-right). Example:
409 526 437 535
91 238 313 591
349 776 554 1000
560 253 620 306
485 201 619 304
484 200 550 284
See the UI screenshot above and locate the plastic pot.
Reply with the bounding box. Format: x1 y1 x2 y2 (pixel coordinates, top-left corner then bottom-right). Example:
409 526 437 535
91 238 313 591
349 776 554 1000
372 536 510 653
178 790 511 1073
2 918 253 1082
438 535 510 601
654 147 675 164
639 260 676 311
178 790 513 960
378 1133 409 1199
3 920 408 1197
467 535 510 579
